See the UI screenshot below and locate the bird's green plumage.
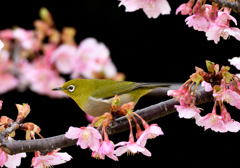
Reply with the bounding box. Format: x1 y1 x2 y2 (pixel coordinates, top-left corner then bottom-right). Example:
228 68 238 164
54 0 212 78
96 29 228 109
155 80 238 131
59 79 169 116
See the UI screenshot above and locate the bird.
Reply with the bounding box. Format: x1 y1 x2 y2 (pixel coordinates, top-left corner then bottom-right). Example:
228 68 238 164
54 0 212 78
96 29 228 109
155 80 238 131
52 79 170 117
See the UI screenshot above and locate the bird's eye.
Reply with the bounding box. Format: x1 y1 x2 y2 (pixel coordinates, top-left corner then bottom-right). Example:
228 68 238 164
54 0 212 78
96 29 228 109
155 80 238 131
68 85 75 92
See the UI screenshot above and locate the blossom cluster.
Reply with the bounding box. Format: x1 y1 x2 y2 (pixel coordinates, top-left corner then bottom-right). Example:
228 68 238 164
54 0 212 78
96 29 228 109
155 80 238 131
0 7 123 98
168 60 240 132
0 102 72 167
65 96 164 161
176 0 240 44
118 0 171 18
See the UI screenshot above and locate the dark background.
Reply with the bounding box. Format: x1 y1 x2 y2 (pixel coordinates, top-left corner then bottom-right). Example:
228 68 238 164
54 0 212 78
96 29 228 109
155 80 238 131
1 0 240 167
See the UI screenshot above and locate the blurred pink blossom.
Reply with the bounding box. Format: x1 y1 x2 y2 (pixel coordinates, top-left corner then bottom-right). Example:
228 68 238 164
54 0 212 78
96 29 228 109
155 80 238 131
0 73 18 94
20 57 67 98
0 100 2 110
13 28 36 50
0 29 13 40
71 38 117 79
50 44 77 74
228 57 240 70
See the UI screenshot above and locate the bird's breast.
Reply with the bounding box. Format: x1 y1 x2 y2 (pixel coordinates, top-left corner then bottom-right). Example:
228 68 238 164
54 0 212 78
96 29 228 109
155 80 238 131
83 93 134 117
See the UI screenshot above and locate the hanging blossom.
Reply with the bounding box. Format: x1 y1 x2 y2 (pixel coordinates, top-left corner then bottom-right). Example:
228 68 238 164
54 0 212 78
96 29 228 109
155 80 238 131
118 0 171 18
176 0 240 43
31 150 72 168
169 60 240 133
65 126 102 151
0 141 26 168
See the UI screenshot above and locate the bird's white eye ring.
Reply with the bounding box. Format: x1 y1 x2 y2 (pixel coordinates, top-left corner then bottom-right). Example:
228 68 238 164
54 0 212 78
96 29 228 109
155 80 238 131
68 85 75 92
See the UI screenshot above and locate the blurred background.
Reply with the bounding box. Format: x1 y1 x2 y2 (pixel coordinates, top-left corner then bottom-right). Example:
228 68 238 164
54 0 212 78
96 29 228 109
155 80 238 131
0 0 240 167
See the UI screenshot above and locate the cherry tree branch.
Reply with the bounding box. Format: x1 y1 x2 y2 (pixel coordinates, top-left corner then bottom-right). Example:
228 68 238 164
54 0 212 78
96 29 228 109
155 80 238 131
0 88 213 155
210 0 240 14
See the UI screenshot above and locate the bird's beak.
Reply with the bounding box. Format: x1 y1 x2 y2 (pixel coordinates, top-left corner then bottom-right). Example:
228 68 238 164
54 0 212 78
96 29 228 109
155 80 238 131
52 87 66 91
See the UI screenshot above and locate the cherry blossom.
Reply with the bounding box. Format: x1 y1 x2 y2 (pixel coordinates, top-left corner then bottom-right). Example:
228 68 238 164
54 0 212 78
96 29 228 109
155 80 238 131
137 124 163 146
50 44 77 74
185 12 210 32
0 73 18 94
205 9 240 44
221 107 240 132
114 140 151 157
5 152 27 168
12 28 36 50
174 105 201 119
119 0 171 18
20 57 67 98
201 81 213 92
213 89 240 109
31 150 71 168
0 149 7 167
176 0 194 15
228 57 240 70
0 101 2 110
95 140 118 161
196 113 227 132
71 38 116 79
65 126 102 151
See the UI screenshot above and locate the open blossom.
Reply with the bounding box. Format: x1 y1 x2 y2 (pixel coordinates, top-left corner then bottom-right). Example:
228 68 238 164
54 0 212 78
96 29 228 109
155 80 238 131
206 9 240 44
185 12 210 32
174 105 201 119
93 140 118 161
213 89 240 109
50 44 77 74
5 153 27 168
196 113 227 132
206 24 240 44
31 150 71 168
114 140 151 157
119 0 171 18
0 147 26 168
228 57 240 70
137 124 163 146
201 81 212 92
65 126 102 151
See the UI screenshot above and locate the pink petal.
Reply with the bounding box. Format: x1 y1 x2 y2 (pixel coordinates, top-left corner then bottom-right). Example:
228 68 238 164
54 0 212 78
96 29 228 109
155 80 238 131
65 126 82 139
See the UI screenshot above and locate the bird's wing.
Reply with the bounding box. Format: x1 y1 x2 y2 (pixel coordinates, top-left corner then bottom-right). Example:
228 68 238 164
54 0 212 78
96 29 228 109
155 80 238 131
91 81 143 100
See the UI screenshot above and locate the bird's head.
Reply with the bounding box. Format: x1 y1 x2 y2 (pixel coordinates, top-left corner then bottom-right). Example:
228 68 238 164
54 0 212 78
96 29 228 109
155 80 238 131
52 79 81 99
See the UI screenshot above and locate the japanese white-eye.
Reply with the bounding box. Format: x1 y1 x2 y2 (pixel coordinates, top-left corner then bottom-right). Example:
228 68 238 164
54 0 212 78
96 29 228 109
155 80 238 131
52 79 170 117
